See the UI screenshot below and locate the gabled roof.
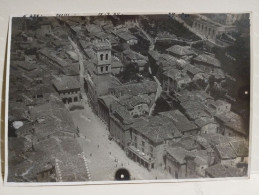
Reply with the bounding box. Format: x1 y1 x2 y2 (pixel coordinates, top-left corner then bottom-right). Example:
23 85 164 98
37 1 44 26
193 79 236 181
131 115 182 144
166 45 196 56
166 146 189 164
160 110 198 133
205 163 242 178
193 54 221 67
215 143 237 160
117 31 137 41
229 139 249 157
215 111 247 136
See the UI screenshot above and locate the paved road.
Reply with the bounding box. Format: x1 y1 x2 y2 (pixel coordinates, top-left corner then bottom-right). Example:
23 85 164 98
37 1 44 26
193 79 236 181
70 101 172 181
68 36 85 93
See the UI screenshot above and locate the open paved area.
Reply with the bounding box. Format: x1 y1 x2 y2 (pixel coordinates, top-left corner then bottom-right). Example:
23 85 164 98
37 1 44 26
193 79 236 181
70 99 173 181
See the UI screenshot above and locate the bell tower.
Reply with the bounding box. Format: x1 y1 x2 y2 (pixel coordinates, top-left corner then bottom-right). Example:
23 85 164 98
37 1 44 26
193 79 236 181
93 39 112 75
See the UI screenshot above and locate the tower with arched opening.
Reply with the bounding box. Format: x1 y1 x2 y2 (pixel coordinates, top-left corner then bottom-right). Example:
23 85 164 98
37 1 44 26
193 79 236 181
93 39 112 75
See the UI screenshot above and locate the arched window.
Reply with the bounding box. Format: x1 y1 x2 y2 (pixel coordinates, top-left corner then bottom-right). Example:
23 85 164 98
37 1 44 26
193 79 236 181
100 54 104 61
106 53 108 60
106 66 108 71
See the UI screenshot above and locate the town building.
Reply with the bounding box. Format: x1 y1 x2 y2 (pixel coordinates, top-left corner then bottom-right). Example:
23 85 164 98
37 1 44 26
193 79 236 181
109 93 155 150
117 31 138 45
205 163 243 178
111 56 124 75
192 54 221 73
166 45 196 59
129 115 182 170
164 146 189 178
109 80 157 99
215 111 248 139
214 143 237 166
52 75 81 104
160 110 199 136
206 99 231 116
195 117 220 134
162 68 191 92
109 101 134 150
38 48 79 76
185 149 214 178
97 95 118 126
84 39 122 114
122 49 148 71
192 18 236 43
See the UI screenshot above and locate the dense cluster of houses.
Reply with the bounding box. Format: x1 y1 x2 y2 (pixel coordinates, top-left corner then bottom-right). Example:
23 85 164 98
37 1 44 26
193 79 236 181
8 15 249 182
8 18 90 182
59 16 249 178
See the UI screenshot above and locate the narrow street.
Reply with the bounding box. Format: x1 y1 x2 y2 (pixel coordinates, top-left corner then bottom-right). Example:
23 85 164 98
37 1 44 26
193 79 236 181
68 36 85 94
70 102 172 181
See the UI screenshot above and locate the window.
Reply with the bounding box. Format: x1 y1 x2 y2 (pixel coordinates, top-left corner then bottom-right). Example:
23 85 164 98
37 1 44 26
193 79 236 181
101 67 104 72
142 141 145 147
100 54 104 61
150 146 153 157
106 66 108 71
106 53 108 60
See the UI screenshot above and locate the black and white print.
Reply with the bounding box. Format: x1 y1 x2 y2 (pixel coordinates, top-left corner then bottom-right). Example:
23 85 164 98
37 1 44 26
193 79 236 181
6 13 250 183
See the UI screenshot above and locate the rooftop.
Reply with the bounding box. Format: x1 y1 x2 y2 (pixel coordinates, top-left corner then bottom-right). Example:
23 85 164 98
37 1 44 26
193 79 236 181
38 48 69 67
29 95 77 139
117 31 138 42
166 45 196 56
93 39 112 51
171 136 199 151
166 146 189 164
98 95 118 109
200 133 230 147
131 115 182 144
193 54 221 68
52 75 80 91
215 143 237 160
229 139 249 157
123 49 148 62
119 95 150 109
215 111 247 136
15 60 37 71
160 110 198 133
205 163 242 178
186 149 211 166
195 117 216 127
109 80 157 97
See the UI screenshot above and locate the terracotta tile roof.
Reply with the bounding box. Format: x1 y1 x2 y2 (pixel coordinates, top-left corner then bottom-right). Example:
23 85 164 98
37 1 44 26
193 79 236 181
52 75 80 91
166 146 189 164
109 80 157 97
166 45 196 56
131 115 182 144
205 163 242 178
159 110 198 133
229 139 249 157
215 111 247 136
193 54 221 67
215 143 237 160
117 31 137 41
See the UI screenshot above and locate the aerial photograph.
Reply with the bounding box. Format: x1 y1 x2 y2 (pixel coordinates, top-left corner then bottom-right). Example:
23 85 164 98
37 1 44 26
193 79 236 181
7 13 250 182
